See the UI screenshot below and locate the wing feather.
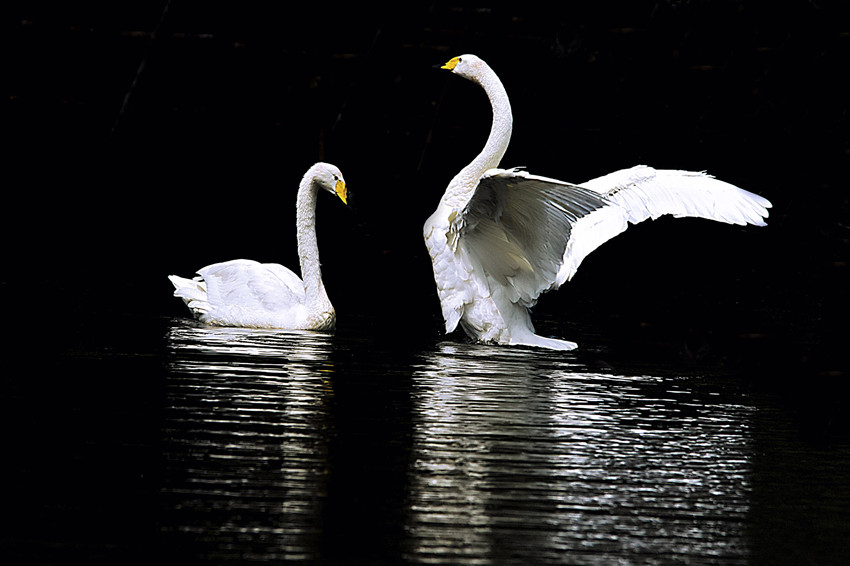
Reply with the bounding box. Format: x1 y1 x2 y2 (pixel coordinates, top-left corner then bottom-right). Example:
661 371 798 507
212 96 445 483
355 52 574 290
199 259 305 315
460 168 609 308
581 165 771 226
451 165 771 311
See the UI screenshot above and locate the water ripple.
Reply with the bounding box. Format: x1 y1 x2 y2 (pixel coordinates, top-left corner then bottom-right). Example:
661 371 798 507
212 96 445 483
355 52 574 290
162 321 335 562
160 322 761 564
407 342 754 564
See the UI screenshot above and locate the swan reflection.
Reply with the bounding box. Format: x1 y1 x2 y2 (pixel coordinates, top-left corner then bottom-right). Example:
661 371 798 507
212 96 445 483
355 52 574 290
162 320 335 562
408 342 754 563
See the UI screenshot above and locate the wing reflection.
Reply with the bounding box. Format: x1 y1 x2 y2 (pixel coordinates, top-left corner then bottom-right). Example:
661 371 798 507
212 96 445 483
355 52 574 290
161 320 335 562
408 342 755 563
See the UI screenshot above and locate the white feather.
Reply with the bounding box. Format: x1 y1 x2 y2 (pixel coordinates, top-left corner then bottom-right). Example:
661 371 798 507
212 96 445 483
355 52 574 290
424 54 772 350
169 163 347 330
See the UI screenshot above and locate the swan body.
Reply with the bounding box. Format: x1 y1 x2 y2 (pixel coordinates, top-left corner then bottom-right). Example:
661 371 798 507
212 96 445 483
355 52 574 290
424 55 772 350
169 162 347 330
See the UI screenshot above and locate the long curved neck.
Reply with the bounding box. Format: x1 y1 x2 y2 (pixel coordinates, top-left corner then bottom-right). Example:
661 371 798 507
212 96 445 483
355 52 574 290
442 63 513 209
296 173 330 310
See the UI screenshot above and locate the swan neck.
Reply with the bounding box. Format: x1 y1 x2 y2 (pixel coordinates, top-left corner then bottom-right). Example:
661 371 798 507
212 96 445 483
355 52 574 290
296 175 330 310
443 63 513 208
477 65 513 169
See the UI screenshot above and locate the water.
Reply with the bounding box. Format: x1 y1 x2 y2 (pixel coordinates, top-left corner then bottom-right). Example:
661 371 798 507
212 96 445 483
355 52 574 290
161 325 337 563
408 344 753 564
13 315 835 564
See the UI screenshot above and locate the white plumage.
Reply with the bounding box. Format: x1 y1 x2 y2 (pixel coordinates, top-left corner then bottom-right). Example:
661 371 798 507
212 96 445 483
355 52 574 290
424 54 772 350
169 162 348 330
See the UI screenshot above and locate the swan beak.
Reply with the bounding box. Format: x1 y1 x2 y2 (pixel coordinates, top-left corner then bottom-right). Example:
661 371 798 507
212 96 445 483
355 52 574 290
441 57 460 71
335 179 348 205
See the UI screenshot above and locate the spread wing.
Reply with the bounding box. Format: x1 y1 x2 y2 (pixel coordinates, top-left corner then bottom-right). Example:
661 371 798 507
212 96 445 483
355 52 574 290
459 168 612 308
580 165 771 226
427 165 771 331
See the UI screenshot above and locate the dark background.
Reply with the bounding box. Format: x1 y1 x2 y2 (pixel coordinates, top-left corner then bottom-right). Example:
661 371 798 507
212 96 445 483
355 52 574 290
5 1 848 383
3 2 850 564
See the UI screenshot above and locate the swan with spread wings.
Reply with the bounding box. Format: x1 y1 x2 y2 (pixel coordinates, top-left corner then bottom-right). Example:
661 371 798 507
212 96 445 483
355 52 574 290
424 55 772 350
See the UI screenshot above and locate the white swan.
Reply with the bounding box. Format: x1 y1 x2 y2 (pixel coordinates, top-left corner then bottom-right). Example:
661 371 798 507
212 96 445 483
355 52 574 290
169 162 348 330
424 54 772 350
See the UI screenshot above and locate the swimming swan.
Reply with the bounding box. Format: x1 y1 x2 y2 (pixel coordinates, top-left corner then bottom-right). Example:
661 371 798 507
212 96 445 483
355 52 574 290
424 54 772 350
169 162 348 330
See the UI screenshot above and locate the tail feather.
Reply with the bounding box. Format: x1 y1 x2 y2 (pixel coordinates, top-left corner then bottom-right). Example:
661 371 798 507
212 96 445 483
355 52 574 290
168 275 211 316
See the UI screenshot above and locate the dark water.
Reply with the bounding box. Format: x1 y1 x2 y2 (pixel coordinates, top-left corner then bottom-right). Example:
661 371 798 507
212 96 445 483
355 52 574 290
8 313 845 564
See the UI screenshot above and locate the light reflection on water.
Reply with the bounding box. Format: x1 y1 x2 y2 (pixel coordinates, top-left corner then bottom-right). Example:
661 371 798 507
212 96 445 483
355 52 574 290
162 321 756 564
408 342 754 564
163 321 336 563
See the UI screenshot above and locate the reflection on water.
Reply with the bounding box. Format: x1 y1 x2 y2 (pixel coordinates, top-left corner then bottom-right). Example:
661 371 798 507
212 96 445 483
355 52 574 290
408 342 754 564
159 321 848 565
163 321 335 562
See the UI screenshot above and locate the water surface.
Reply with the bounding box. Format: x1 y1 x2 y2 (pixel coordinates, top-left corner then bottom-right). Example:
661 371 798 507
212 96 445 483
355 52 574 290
149 318 850 564
3 314 848 564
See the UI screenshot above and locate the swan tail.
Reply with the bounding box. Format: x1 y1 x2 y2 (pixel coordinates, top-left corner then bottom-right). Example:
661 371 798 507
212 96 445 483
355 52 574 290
168 275 212 317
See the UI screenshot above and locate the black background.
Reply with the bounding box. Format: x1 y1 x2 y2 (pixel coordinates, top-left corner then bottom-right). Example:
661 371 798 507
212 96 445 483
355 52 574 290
3 3 850 564
5 1 848 382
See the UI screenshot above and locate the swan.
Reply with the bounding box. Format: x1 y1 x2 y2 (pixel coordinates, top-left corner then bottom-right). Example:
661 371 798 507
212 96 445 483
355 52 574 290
424 54 772 350
169 162 348 330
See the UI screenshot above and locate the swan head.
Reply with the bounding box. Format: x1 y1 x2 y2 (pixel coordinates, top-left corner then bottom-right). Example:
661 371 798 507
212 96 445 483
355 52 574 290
310 162 348 205
440 54 488 81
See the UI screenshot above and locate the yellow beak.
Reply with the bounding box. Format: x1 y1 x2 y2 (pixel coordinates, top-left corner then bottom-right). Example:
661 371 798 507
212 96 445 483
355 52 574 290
335 179 348 205
441 57 460 71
